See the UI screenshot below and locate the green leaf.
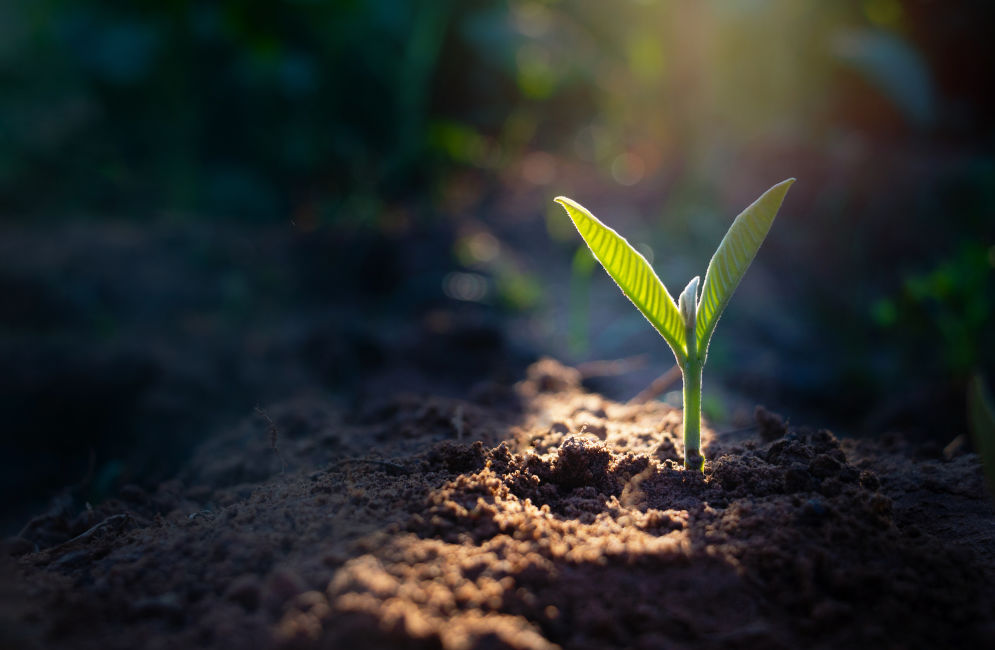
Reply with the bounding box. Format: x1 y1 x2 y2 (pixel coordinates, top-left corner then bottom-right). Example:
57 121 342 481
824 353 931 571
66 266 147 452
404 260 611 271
555 196 686 364
696 179 795 354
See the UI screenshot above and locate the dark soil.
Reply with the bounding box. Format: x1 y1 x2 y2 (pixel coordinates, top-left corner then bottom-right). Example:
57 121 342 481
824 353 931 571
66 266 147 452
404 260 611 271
4 358 994 649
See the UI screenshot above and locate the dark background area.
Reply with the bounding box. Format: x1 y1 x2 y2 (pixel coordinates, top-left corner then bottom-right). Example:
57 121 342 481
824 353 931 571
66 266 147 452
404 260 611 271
1 0 993 531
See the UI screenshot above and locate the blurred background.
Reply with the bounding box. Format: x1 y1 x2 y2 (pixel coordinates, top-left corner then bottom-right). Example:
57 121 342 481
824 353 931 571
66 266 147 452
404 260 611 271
1 0 993 528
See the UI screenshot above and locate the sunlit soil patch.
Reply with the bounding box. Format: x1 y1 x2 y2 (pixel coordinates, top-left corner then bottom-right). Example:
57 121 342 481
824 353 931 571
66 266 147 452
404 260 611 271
274 360 992 649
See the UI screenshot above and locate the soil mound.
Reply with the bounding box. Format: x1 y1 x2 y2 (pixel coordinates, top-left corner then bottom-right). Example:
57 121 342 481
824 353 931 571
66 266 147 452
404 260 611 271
5 359 994 649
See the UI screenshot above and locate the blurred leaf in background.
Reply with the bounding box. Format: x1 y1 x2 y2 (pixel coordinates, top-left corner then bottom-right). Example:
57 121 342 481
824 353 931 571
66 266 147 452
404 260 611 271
873 243 993 376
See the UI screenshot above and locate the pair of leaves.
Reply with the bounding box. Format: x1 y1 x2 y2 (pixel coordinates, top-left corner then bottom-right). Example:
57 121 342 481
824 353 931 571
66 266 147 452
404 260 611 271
555 179 794 366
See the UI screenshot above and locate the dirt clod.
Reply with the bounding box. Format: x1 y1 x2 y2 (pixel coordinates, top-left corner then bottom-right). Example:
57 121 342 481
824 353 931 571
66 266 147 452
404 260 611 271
755 405 787 441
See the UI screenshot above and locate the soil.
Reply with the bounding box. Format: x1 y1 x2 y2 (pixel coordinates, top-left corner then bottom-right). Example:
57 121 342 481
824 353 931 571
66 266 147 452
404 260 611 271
4 358 994 650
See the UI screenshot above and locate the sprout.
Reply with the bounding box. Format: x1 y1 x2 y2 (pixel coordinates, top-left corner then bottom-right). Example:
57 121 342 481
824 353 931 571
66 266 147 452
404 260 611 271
555 179 795 470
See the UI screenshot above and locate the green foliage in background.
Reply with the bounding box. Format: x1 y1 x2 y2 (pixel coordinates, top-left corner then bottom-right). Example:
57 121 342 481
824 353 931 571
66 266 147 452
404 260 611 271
873 243 994 375
0 0 457 218
0 0 932 220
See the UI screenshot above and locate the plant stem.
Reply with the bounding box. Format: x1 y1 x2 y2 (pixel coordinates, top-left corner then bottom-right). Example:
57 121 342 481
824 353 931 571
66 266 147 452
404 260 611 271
682 360 703 471
682 307 703 471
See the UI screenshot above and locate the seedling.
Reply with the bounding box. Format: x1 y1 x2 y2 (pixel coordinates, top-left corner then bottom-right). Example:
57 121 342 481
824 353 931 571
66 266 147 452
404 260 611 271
555 179 794 470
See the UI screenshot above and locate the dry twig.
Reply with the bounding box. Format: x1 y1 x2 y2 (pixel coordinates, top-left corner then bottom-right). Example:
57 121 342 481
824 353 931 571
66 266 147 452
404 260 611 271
629 365 682 405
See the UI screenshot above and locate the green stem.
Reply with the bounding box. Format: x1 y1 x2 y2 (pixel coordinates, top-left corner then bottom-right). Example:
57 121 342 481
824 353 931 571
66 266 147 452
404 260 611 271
682 360 703 471
682 312 703 471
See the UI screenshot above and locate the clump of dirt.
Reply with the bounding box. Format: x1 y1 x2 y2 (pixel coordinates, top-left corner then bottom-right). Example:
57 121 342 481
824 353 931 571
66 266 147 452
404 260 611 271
5 359 994 649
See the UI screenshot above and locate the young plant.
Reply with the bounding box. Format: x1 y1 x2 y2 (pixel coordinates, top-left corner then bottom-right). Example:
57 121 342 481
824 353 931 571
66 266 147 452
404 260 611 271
555 179 794 471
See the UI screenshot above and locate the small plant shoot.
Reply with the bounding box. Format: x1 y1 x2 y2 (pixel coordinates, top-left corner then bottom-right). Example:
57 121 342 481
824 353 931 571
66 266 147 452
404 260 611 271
555 179 795 471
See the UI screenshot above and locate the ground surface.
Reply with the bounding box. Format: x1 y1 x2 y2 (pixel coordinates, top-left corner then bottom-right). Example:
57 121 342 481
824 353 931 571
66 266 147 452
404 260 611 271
4 358 994 649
